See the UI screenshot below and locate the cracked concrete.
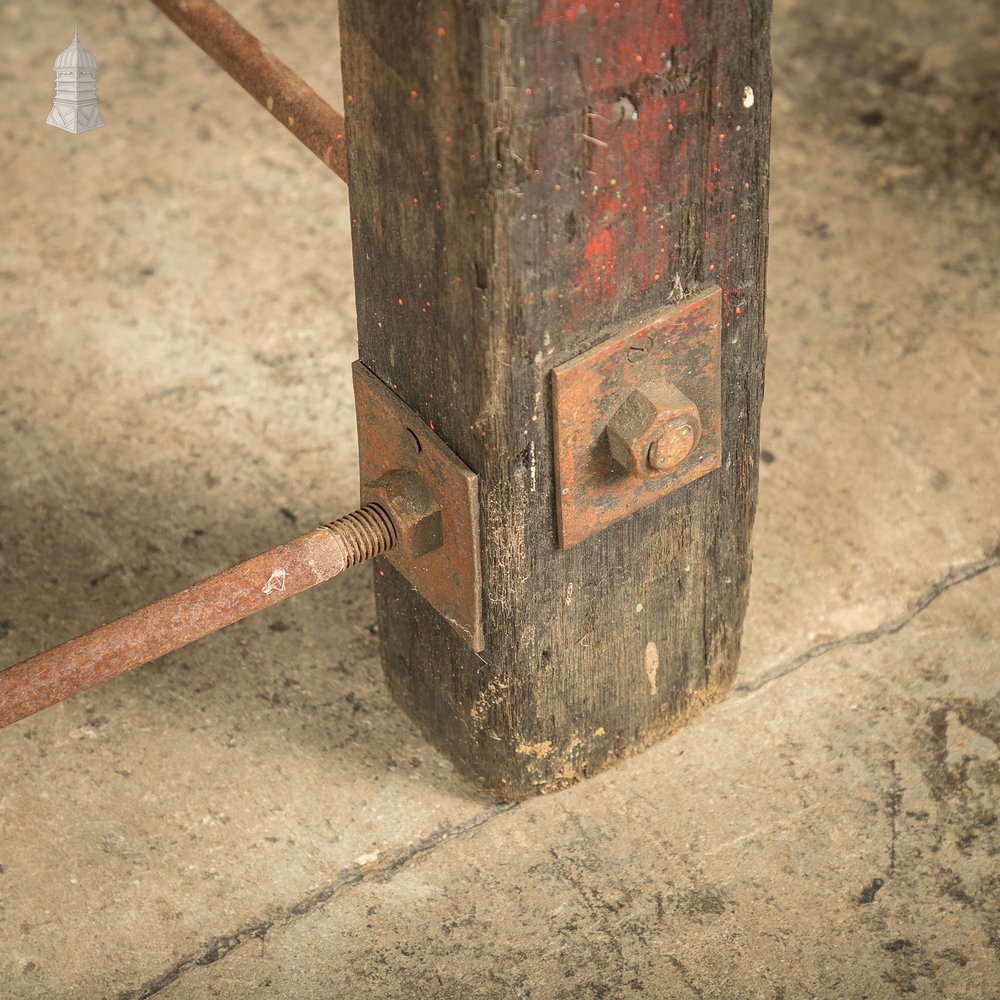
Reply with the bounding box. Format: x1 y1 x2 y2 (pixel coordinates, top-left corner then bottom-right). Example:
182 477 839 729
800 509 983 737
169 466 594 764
154 573 1000 999
738 545 1000 694
1 0 999 997
119 803 517 1000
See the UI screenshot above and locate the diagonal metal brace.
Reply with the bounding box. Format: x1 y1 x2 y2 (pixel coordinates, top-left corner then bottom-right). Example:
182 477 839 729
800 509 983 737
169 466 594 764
149 0 348 181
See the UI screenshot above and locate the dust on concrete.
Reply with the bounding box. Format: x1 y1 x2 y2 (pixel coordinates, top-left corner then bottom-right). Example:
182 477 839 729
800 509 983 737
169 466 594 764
779 0 1000 197
2 0 1000 996
916 699 1000 957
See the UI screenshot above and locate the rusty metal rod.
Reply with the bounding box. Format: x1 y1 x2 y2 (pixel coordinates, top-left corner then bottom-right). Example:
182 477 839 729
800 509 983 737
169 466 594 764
148 0 349 181
0 504 395 730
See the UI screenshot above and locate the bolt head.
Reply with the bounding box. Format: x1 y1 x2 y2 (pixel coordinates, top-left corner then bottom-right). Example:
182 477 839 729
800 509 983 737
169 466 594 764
648 418 698 470
606 382 702 478
362 470 443 560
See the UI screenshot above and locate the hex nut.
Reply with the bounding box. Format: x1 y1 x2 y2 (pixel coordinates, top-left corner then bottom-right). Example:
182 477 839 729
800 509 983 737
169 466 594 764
606 381 702 478
362 469 443 561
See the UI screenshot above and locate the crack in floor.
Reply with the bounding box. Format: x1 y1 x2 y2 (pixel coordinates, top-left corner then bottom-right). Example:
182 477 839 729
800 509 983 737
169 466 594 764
118 801 517 1000
111 542 1000 998
735 541 1000 695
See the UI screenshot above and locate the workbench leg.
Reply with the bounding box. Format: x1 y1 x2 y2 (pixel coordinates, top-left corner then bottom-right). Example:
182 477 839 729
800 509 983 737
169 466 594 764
341 0 771 796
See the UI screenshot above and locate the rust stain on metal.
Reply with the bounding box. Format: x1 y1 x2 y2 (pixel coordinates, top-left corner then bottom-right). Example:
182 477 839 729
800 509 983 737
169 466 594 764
551 286 723 548
353 361 484 651
148 0 348 182
0 505 395 730
606 380 703 478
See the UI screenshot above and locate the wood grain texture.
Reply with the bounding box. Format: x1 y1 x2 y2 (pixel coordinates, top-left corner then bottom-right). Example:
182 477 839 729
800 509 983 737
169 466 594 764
340 0 771 797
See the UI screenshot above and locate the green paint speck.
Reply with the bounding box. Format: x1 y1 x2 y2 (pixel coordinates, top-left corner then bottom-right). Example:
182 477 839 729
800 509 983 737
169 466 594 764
684 564 691 573
266 95 274 111
635 603 643 613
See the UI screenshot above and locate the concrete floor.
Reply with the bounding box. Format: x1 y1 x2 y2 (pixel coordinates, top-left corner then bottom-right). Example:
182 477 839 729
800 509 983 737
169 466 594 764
1 1 998 997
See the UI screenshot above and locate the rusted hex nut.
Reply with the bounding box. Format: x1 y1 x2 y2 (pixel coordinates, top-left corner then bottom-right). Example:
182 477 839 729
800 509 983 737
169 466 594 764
606 381 702 478
361 470 443 560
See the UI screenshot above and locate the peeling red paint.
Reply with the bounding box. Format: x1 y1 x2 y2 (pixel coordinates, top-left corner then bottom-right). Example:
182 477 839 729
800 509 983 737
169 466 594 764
534 0 689 91
526 1 722 331
521 0 758 355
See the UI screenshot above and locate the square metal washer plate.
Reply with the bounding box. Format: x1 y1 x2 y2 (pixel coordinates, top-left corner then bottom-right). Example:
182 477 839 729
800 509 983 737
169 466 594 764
353 361 484 651
551 286 722 548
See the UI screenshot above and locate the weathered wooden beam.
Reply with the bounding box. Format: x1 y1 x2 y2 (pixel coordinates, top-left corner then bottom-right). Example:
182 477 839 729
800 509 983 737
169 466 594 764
341 0 770 797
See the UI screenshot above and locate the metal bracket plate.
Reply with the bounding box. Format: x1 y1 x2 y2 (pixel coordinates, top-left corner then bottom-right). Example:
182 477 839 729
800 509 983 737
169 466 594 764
353 361 484 651
551 286 723 548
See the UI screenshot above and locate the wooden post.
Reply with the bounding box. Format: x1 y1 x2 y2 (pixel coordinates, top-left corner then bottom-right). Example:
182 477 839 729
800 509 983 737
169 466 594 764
340 0 770 797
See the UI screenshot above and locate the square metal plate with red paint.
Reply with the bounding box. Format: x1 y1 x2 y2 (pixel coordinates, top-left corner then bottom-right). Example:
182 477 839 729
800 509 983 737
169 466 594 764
353 361 484 651
551 286 722 548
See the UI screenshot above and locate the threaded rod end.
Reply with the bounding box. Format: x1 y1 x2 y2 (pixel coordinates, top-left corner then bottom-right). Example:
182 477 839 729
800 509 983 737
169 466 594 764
324 502 397 568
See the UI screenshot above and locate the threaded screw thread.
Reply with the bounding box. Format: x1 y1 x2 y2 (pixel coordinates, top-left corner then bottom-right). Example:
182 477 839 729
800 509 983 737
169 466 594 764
324 503 397 568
